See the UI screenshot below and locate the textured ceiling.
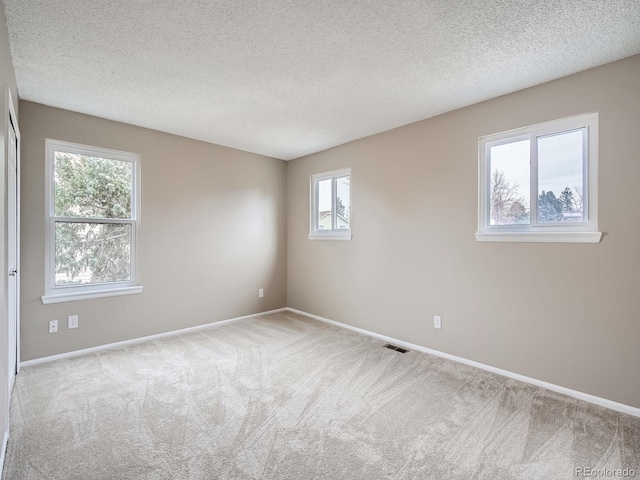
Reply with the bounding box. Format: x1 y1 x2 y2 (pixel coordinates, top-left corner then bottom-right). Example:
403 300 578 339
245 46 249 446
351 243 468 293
4 1 640 160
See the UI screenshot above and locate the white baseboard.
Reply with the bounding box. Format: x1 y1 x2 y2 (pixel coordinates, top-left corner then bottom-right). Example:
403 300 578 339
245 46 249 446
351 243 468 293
20 308 288 368
285 307 640 418
0 430 8 480
19 305 640 418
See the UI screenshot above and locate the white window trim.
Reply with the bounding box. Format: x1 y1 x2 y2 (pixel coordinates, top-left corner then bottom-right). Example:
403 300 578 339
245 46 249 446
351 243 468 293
309 168 352 240
476 112 602 243
41 139 143 304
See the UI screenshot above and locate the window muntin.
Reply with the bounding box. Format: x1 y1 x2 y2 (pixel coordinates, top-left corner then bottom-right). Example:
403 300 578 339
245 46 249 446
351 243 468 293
310 168 351 240
477 113 600 243
44 139 142 302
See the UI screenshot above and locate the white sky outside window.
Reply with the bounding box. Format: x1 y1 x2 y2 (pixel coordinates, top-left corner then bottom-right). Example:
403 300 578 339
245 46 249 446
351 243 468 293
538 130 583 196
318 179 332 212
490 139 530 226
336 176 350 220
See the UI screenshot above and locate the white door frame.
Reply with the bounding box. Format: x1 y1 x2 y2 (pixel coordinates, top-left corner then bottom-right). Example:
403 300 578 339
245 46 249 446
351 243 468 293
5 86 20 394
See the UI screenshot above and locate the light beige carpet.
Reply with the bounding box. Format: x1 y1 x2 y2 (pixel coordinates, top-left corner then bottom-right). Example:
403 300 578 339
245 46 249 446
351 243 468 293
3 311 639 479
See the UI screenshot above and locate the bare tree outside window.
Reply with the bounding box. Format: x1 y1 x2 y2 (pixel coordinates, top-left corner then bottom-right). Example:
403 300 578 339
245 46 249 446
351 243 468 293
490 170 529 225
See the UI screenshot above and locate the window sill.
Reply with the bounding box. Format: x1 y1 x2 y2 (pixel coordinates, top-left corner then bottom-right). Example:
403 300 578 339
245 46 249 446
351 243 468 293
41 286 144 304
308 233 352 241
475 231 602 243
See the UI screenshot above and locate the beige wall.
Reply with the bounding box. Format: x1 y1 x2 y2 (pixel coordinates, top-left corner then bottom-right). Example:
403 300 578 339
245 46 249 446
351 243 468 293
0 0 18 450
287 55 640 409
20 101 287 361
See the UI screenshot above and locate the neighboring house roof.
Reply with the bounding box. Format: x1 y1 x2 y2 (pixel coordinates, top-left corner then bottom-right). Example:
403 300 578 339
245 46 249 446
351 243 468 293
319 211 349 223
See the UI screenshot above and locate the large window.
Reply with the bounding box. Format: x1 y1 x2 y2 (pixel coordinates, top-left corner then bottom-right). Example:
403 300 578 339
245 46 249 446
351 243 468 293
309 168 351 240
476 113 601 243
42 139 142 304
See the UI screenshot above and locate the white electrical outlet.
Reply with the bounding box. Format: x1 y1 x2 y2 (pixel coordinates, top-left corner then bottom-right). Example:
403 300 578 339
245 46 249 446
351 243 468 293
434 315 442 329
259 288 264 298
49 320 58 334
68 315 79 329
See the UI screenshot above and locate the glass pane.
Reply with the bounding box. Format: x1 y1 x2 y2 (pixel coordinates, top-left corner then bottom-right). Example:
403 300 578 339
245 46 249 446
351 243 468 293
317 178 332 230
537 129 584 223
55 222 131 286
489 139 530 225
54 151 133 219
336 176 350 229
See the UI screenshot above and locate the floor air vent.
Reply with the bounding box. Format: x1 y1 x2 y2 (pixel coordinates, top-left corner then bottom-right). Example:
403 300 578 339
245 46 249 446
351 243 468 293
383 343 409 354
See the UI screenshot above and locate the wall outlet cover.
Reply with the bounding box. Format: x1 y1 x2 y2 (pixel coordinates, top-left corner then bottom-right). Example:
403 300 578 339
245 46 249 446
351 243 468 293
49 320 58 334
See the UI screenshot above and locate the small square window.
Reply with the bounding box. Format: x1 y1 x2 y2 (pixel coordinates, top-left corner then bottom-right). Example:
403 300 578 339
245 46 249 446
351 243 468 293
309 168 351 240
477 113 601 243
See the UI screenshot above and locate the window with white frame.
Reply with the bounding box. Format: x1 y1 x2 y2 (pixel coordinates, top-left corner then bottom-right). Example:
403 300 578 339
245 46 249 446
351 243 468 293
309 168 352 240
42 139 142 304
476 112 601 243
